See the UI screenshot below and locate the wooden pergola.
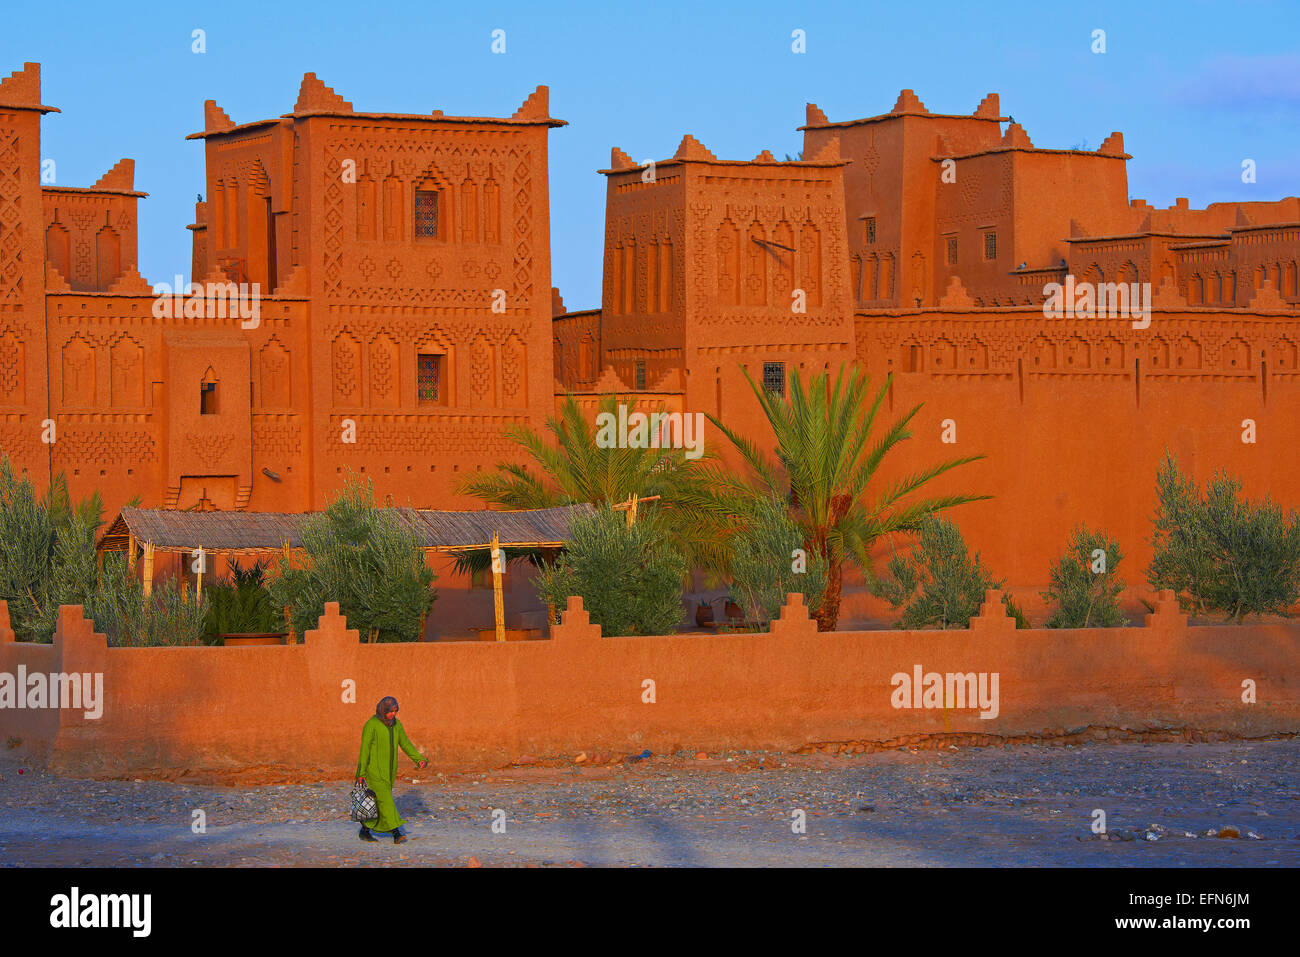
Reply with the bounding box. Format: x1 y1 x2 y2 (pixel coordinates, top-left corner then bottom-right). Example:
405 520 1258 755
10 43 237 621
97 504 595 641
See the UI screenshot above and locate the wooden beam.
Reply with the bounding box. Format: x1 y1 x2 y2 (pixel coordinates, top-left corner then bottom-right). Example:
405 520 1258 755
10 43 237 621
491 532 505 642
142 541 155 598
612 494 660 527
127 533 136 573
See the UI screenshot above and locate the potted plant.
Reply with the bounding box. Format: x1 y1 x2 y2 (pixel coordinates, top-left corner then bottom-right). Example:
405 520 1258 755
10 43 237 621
723 588 744 622
695 597 715 627
203 561 287 646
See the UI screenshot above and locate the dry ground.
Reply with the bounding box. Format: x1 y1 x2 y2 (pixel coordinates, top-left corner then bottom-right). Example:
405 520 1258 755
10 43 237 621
0 740 1296 867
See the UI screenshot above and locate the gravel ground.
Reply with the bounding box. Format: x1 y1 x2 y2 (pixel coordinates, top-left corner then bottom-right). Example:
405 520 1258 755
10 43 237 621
0 740 1296 867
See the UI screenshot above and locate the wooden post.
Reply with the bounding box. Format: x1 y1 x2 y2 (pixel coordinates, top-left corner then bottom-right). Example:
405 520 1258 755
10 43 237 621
127 533 136 573
419 547 432 642
613 494 659 527
196 547 204 603
142 542 156 598
491 532 505 642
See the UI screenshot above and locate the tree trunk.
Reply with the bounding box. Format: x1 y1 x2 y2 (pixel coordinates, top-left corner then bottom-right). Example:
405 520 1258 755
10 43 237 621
816 557 842 631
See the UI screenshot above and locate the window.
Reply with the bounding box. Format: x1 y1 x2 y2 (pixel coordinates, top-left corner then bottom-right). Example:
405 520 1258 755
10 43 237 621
414 190 440 239
383 178 404 241
357 178 376 240
200 367 220 414
946 237 958 266
418 353 445 405
864 216 876 245
903 343 924 372
762 361 786 396
984 231 997 261
635 360 647 391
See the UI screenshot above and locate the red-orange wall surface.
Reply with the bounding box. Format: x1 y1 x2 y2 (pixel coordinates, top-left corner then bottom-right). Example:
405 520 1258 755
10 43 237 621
4 595 1294 778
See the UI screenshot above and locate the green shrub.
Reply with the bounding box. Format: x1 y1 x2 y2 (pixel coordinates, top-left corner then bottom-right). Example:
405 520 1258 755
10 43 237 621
75 553 208 647
728 496 827 626
870 514 1025 629
0 456 206 645
201 560 281 644
0 458 102 641
1148 451 1300 622
536 506 688 636
1042 525 1126 628
270 475 435 642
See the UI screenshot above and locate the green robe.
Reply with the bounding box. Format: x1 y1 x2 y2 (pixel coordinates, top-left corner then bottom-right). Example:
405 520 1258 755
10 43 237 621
356 715 423 833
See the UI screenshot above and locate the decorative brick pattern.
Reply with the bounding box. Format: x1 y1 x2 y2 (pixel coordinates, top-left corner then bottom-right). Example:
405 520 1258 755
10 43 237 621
54 428 158 465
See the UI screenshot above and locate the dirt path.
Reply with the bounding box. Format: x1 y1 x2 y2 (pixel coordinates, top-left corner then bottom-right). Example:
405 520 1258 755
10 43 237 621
1 741 1296 867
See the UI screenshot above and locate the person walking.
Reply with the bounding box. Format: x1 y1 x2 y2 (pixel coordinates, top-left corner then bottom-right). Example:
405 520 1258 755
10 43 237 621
356 696 427 844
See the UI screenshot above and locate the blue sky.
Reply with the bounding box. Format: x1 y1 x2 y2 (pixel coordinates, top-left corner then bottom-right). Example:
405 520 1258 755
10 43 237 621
4 0 1297 309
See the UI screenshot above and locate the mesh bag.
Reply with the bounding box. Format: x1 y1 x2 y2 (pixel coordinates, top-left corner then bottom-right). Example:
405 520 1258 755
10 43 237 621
349 780 378 823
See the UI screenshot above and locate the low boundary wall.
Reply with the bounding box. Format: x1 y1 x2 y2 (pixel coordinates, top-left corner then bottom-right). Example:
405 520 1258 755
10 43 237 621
1 591 1296 778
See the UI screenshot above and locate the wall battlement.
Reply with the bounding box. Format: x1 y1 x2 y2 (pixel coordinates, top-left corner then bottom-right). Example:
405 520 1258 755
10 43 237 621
2 596 1293 777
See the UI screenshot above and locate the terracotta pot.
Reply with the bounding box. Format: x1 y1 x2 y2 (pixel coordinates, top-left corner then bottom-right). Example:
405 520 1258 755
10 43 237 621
476 628 532 642
695 601 715 627
222 633 287 646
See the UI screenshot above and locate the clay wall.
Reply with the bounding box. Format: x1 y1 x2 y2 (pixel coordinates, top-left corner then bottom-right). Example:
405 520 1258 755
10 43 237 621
42 177 142 293
1227 224 1300 306
802 93 1005 309
0 64 52 489
3 593 1293 777
194 117 294 292
39 290 313 516
600 153 686 369
552 309 601 390
933 150 1018 304
1066 233 1163 289
283 81 560 511
853 304 1300 605
1008 148 1131 270
678 149 856 472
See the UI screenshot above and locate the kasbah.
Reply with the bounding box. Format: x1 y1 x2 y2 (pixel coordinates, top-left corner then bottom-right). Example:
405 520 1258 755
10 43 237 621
2 61 1298 620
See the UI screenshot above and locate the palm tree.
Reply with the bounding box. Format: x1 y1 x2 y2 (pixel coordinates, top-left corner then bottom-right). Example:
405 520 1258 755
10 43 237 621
457 393 728 572
697 364 990 631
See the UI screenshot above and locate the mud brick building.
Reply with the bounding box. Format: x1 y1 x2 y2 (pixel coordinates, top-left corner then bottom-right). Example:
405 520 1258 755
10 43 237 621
554 89 1300 605
3 62 1300 605
1 63 560 519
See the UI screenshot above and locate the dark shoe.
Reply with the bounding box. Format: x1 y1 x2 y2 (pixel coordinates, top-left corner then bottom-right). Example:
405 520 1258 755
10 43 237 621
393 829 408 844
359 826 378 843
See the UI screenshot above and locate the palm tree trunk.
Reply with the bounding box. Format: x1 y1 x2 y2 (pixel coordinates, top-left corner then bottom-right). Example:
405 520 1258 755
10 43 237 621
816 557 842 631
